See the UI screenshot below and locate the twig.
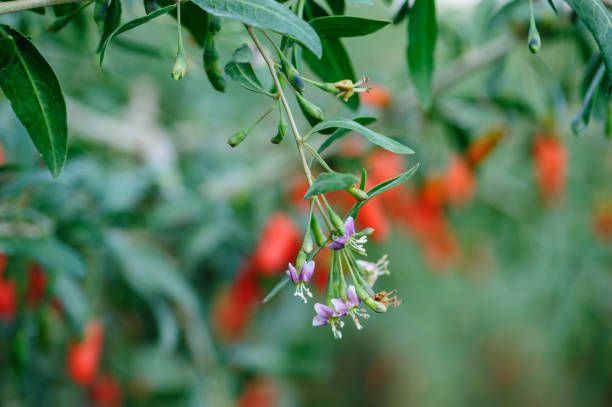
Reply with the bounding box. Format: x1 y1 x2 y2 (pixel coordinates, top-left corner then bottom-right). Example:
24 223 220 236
0 0 88 16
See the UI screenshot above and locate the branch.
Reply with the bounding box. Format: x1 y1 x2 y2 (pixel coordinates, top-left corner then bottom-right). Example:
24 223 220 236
0 0 88 15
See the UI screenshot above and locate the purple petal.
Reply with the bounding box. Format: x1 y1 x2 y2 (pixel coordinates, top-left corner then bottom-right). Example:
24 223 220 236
301 260 315 282
344 216 356 237
347 285 360 307
327 235 349 250
331 298 349 316
286 263 299 282
314 303 333 318
312 315 328 326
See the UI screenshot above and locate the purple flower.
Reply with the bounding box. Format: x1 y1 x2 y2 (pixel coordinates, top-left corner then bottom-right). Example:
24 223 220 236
344 285 369 330
312 302 345 339
328 217 356 250
286 261 315 303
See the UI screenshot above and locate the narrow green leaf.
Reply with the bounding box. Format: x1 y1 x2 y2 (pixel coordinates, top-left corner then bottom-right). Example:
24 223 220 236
309 16 390 38
571 63 605 136
324 0 344 15
190 0 322 57
407 0 437 109
224 44 270 94
262 276 290 303
96 0 122 52
303 172 359 199
0 26 67 178
547 0 558 14
231 43 253 63
315 116 377 155
565 0 612 87
99 5 176 66
366 163 419 199
309 118 414 154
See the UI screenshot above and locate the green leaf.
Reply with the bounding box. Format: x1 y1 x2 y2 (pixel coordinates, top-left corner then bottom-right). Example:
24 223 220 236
303 172 359 199
99 5 176 66
407 0 437 109
547 0 558 14
324 0 344 15
565 0 612 87
309 118 414 154
571 63 605 136
366 163 419 199
303 38 358 110
315 116 377 156
0 237 86 278
0 26 67 178
224 44 270 94
190 0 322 57
348 0 373 5
309 16 391 38
262 276 290 303
96 0 121 52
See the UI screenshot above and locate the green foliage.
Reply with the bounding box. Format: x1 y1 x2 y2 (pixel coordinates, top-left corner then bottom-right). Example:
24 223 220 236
308 16 391 38
303 172 360 199
407 0 437 109
0 25 67 178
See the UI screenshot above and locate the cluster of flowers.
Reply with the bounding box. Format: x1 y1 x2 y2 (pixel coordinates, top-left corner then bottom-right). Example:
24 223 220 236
286 216 399 339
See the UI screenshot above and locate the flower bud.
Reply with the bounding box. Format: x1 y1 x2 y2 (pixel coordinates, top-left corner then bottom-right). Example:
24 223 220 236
209 15 222 36
359 227 374 236
271 112 287 144
364 296 387 313
327 208 345 232
347 186 368 201
312 81 339 94
310 216 326 247
295 249 307 271
204 36 226 92
302 231 314 254
296 93 323 126
227 129 249 147
279 52 304 92
528 21 541 54
171 51 187 80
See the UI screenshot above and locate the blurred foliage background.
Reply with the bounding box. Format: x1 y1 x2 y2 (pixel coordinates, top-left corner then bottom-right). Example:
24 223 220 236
2 0 612 406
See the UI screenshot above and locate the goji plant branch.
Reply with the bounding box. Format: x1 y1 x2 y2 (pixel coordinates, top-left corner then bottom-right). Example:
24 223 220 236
0 0 88 15
245 25 335 232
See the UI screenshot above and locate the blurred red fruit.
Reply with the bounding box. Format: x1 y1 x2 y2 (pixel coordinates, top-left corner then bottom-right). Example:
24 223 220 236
26 263 48 306
356 195 389 241
593 205 612 242
68 320 104 386
466 127 504 168
212 260 260 341
360 84 392 109
252 213 300 276
0 140 5 166
444 155 476 207
533 135 567 203
0 253 6 275
236 379 279 407
366 149 407 216
90 373 123 407
0 277 17 321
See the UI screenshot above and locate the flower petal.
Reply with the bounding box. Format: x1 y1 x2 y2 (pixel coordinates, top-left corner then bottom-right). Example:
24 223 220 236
347 285 360 306
314 303 334 318
286 263 299 282
312 315 328 326
301 260 315 282
331 298 349 316
327 235 349 250
344 216 356 237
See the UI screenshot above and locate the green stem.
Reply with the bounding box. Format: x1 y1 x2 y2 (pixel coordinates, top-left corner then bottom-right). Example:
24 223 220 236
0 0 88 15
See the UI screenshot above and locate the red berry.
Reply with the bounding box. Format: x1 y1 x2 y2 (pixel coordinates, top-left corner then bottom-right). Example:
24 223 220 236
236 379 279 407
26 263 48 306
0 277 16 321
360 84 392 109
252 213 300 276
533 135 567 204
444 154 476 207
68 320 104 386
90 373 123 407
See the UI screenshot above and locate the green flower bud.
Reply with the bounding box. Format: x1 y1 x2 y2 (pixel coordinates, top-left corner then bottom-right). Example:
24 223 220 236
327 208 345 232
209 15 222 36
528 23 541 54
227 128 250 147
302 230 314 254
271 112 287 144
347 186 368 201
364 296 387 313
296 249 307 271
204 36 226 92
310 215 326 247
279 51 304 92
359 227 375 236
171 51 187 80
296 93 323 126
